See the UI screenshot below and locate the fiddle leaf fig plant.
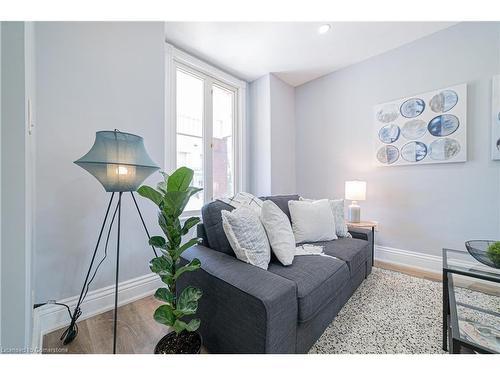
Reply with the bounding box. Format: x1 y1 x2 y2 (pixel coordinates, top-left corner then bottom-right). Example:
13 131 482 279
137 167 203 335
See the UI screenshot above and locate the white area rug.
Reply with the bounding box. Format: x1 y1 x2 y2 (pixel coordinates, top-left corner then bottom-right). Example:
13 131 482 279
310 267 445 354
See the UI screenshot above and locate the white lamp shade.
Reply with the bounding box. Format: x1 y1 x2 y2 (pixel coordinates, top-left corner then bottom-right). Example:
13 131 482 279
345 180 366 201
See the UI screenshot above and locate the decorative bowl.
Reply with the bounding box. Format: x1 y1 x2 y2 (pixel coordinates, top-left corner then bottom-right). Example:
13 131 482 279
465 240 500 269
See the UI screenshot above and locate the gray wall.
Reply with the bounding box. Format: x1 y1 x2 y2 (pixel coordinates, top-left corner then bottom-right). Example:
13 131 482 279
249 74 271 196
0 20 2 347
34 22 166 302
270 74 296 195
1 21 32 349
295 22 500 256
248 73 296 196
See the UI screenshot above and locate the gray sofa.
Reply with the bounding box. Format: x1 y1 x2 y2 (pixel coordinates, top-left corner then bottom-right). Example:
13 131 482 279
178 195 373 353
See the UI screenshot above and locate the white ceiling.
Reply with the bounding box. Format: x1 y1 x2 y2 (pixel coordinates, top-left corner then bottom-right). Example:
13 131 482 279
164 22 457 87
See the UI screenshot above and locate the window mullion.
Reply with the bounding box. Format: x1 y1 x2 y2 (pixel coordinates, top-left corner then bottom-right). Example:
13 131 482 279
204 78 214 202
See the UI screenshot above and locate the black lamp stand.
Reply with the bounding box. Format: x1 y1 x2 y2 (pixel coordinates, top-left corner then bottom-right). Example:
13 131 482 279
61 191 157 354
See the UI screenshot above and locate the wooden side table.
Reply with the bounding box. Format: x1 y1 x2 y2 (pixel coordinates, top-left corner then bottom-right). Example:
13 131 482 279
347 221 377 266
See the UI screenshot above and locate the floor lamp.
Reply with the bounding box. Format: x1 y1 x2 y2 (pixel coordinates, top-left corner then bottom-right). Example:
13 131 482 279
63 130 159 354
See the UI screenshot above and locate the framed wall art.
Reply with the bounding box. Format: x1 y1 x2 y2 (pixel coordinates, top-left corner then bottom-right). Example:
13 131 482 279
374 83 467 166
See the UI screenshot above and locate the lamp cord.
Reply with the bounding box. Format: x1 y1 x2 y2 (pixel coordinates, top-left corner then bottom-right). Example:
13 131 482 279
34 198 120 341
81 200 120 304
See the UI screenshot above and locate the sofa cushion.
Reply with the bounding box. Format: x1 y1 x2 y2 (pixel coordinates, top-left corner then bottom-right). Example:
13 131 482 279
260 195 300 222
267 255 349 322
310 238 370 274
201 200 235 256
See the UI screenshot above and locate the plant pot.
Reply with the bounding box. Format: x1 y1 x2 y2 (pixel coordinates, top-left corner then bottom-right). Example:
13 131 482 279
465 240 500 269
154 331 202 354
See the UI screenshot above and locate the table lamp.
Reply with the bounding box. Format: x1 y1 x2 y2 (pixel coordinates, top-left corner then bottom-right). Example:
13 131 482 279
345 180 366 223
64 130 159 354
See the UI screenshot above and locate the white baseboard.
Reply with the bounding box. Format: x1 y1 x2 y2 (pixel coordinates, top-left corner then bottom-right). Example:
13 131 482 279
32 273 162 352
374 245 442 274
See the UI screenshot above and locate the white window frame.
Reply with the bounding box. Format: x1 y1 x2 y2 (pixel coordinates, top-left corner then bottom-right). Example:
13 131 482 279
165 43 247 215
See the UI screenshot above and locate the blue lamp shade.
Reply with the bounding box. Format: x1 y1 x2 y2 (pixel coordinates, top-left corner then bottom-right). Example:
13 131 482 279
75 131 159 192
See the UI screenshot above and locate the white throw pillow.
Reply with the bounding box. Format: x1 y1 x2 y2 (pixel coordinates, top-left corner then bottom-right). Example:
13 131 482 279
260 200 295 266
221 206 271 270
218 192 263 215
288 199 338 243
300 197 351 238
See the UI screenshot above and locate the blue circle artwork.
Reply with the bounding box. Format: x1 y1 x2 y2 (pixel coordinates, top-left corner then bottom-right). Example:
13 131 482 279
401 141 427 162
376 104 399 123
376 145 399 164
400 98 425 118
378 124 400 144
428 114 460 137
429 90 458 113
401 119 427 140
429 138 461 160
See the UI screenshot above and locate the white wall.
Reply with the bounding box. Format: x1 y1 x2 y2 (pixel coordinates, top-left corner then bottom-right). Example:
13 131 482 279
295 22 500 257
0 20 3 348
270 74 296 195
248 73 296 196
1 21 33 350
34 22 166 302
249 74 271 196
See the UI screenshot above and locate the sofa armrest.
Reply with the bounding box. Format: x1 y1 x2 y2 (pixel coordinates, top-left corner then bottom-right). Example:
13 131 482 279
178 245 298 353
348 226 373 255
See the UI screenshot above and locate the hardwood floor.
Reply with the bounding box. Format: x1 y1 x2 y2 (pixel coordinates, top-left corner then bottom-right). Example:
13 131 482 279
43 296 166 354
373 260 442 282
41 261 476 354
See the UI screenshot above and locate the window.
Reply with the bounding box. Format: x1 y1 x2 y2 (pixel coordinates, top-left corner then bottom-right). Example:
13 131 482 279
171 54 243 213
176 69 205 211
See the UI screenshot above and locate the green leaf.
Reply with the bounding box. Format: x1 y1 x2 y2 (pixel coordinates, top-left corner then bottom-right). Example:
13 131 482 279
163 191 190 218
167 167 194 192
172 319 200 334
149 236 167 249
156 171 170 194
157 182 167 194
153 305 176 326
157 211 170 236
181 217 201 235
161 274 174 285
174 258 201 281
175 301 197 317
177 286 202 312
173 238 201 260
185 319 200 331
149 255 173 276
137 186 163 207
154 288 175 304
186 186 203 199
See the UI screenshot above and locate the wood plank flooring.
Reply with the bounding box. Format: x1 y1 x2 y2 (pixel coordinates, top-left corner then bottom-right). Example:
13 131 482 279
43 296 166 354
373 260 441 281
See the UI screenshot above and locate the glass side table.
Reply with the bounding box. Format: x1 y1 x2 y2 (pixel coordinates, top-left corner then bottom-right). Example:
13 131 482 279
442 248 500 354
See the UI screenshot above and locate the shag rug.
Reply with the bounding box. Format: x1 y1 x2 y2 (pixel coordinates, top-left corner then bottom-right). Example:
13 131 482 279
310 267 445 354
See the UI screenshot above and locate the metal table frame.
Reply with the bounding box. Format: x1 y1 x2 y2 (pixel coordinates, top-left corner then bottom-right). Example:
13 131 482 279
442 248 499 354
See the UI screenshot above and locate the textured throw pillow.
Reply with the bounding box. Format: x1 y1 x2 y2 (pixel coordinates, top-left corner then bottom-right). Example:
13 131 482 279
221 206 271 270
300 197 352 238
260 200 295 266
288 199 338 243
329 199 352 238
217 192 264 215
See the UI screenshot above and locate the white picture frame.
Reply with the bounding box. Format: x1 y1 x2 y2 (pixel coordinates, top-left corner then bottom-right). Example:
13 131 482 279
374 83 467 166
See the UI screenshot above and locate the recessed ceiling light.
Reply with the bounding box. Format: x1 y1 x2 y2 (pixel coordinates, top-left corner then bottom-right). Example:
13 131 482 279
318 24 331 35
